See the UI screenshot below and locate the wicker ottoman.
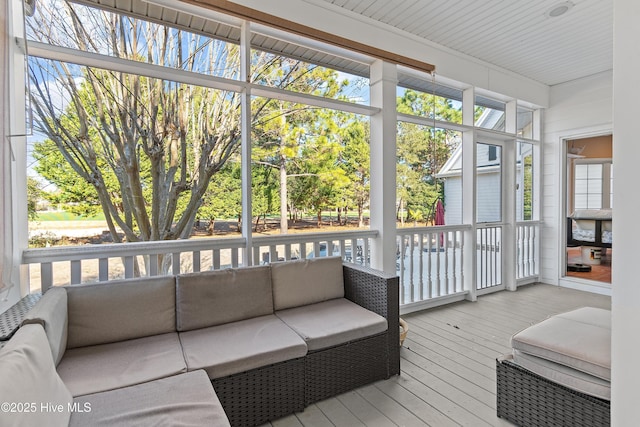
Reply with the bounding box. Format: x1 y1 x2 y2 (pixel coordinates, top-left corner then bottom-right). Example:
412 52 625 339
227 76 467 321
497 307 611 426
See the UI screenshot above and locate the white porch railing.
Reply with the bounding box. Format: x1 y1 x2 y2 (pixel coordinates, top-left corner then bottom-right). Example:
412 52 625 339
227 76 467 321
516 221 540 282
22 224 539 308
476 224 503 291
396 225 470 310
22 230 377 292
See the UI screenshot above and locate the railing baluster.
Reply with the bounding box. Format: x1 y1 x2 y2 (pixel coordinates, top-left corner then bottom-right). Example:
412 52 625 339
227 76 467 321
124 256 135 279
231 249 239 268
70 260 81 284
193 251 201 273
444 231 450 294
459 231 465 292
99 257 108 281
41 262 53 292
149 254 158 276
426 232 433 299
418 233 424 301
172 252 181 275
408 234 415 303
451 231 457 293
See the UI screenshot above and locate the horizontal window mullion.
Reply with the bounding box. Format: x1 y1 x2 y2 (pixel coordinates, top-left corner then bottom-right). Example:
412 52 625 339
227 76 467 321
250 84 379 116
26 40 247 93
396 112 471 133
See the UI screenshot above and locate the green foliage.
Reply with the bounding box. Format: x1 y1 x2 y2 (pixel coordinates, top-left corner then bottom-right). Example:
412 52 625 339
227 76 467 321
32 139 103 218
396 90 461 224
27 177 44 221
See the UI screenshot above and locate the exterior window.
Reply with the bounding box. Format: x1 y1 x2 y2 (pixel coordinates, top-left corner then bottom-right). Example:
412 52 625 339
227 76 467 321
475 96 505 132
517 142 534 221
396 82 463 124
517 107 534 139
488 145 497 161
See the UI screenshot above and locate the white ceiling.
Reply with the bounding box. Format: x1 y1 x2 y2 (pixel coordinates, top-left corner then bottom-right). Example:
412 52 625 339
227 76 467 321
312 0 613 86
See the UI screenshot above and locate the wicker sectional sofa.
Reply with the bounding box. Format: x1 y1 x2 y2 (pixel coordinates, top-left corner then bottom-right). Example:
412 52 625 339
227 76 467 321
0 257 399 427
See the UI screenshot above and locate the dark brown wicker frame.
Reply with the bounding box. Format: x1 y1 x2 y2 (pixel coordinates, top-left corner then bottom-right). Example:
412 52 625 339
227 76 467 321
211 357 305 427
497 358 610 427
210 263 399 427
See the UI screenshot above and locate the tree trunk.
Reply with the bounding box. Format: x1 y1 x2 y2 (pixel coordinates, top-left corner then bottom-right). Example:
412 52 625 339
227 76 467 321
279 151 288 234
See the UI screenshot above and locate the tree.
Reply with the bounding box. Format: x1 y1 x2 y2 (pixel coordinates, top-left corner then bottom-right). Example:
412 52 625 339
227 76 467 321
396 90 461 224
337 116 370 227
29 2 242 245
251 52 354 232
27 177 44 221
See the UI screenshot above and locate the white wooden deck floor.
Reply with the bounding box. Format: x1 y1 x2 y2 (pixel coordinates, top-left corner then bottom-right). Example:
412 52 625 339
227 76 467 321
263 283 611 427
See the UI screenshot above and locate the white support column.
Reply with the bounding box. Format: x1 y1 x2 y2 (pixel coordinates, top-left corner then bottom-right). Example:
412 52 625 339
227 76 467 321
502 138 517 291
461 129 477 301
240 21 253 266
505 100 517 134
462 87 475 127
502 100 518 291
461 87 477 300
1 0 28 311
369 60 397 275
532 108 542 142
532 110 543 222
612 0 640 424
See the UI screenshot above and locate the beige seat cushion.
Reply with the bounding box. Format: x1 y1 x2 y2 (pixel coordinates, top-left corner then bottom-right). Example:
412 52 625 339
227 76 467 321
176 265 273 331
179 314 307 379
271 256 344 311
21 287 68 365
65 276 176 349
57 332 187 396
276 298 388 351
70 370 230 427
0 324 73 427
511 307 611 381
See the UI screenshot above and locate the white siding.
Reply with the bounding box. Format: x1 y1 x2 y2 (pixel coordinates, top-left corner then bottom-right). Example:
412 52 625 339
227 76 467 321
443 177 462 225
476 172 502 223
541 71 613 286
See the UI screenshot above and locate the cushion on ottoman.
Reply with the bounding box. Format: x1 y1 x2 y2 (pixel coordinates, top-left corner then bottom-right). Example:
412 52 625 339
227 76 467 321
510 307 610 381
276 298 388 351
69 370 230 427
57 332 187 396
179 314 307 379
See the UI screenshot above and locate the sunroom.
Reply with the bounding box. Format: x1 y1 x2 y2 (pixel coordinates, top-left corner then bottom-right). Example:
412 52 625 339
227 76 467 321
1 0 637 425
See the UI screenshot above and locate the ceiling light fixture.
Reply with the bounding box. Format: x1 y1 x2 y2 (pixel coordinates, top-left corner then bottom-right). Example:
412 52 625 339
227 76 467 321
545 1 575 18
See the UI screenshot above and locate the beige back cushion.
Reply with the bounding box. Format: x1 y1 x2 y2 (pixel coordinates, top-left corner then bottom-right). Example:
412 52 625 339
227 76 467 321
271 256 344 311
176 265 273 331
22 287 68 365
65 276 176 348
0 324 73 427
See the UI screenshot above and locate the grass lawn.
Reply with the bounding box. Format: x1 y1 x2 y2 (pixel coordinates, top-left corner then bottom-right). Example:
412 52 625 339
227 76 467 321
35 211 105 221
